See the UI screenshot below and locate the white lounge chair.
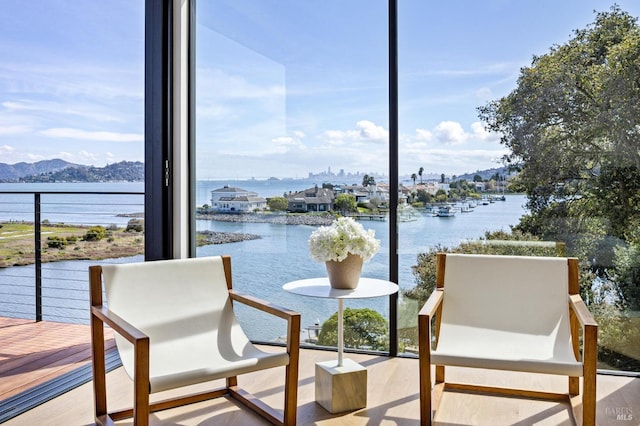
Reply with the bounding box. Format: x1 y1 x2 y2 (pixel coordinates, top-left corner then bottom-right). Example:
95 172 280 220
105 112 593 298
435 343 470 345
419 253 597 425
89 255 300 425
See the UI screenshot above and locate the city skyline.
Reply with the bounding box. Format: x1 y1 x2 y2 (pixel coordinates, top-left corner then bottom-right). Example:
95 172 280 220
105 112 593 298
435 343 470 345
1 1 639 178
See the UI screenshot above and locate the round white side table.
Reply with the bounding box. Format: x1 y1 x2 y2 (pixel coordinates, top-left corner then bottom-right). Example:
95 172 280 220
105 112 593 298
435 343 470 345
282 277 398 413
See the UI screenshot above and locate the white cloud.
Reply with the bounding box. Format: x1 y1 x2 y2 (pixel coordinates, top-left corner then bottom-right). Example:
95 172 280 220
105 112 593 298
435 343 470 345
40 128 143 142
2 100 125 123
0 124 31 135
271 131 307 153
415 128 433 141
355 120 388 141
0 144 16 154
470 121 496 141
433 121 467 145
413 120 500 147
321 120 389 146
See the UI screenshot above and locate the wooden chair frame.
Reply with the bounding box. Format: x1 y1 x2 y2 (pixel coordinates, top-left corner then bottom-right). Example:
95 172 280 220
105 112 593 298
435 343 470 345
89 255 301 426
418 253 598 426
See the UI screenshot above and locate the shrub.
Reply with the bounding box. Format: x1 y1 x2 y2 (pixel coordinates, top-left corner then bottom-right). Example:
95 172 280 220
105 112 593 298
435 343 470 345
126 218 144 233
47 236 67 249
83 226 107 241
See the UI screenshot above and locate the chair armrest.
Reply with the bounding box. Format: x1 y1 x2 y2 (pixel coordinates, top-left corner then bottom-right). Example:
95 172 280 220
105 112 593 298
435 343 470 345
568 294 597 328
568 294 598 367
229 290 300 356
91 305 148 344
229 290 301 321
419 289 444 318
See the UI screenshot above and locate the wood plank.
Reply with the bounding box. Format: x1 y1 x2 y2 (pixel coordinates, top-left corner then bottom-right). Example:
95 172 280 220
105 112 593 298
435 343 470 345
0 317 114 401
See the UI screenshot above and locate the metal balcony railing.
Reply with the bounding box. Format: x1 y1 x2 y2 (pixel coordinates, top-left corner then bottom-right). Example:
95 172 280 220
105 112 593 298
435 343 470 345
0 190 144 324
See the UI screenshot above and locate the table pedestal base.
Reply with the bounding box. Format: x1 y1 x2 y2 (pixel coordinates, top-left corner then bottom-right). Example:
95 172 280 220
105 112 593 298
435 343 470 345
315 358 367 413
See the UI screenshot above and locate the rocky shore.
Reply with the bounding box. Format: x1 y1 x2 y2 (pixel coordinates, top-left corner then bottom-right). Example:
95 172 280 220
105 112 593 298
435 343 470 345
196 212 335 226
197 230 261 245
195 213 335 245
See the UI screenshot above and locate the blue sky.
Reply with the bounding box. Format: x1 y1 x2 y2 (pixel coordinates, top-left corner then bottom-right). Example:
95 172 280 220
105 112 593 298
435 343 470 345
1 1 638 179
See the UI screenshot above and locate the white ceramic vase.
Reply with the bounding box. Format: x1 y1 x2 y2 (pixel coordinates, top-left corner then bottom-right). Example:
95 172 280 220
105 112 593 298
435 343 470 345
325 253 363 289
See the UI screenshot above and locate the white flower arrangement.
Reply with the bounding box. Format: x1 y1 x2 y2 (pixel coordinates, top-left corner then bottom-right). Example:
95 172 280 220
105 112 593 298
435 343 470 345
308 217 381 263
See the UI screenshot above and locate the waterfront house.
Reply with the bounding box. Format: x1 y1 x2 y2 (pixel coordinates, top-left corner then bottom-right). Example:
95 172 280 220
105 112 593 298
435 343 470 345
287 185 334 212
210 186 267 213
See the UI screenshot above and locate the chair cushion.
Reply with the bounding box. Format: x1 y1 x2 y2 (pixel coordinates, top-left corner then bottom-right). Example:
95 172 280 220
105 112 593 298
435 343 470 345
432 254 583 376
102 256 289 393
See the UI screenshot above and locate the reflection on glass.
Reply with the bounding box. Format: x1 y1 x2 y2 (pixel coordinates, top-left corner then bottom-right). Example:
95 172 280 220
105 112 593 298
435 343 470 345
194 1 390 347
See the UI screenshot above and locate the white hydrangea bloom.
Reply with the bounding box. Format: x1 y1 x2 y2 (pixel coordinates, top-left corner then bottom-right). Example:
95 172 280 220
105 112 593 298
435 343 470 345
309 217 380 262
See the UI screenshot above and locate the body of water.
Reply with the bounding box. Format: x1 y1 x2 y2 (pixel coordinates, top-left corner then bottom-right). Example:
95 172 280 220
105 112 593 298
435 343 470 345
0 182 528 343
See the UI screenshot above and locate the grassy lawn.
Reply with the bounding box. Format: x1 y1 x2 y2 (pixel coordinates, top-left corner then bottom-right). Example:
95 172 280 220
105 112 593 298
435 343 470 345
0 222 144 268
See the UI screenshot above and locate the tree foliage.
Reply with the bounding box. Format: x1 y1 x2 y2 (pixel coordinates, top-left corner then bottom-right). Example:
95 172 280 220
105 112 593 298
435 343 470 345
317 307 389 351
362 174 376 186
478 6 640 309
267 196 289 211
334 193 357 213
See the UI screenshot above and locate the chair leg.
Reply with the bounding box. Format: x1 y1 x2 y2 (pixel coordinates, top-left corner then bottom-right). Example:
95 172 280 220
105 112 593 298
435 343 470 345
91 316 108 420
284 361 298 425
569 376 579 396
133 337 150 426
227 376 238 388
419 351 431 425
435 365 445 384
583 372 596 426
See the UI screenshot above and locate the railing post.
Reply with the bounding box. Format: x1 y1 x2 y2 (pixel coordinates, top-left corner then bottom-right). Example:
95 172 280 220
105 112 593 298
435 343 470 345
34 193 42 322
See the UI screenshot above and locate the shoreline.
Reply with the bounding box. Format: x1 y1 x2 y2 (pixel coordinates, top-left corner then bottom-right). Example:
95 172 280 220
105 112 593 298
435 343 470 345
196 212 335 226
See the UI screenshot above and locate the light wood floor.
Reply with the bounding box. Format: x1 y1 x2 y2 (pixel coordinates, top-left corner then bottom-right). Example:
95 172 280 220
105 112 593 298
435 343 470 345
4 345 639 426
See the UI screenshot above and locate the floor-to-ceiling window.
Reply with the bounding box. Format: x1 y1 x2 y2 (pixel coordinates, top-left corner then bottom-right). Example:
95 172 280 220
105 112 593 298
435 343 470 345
193 1 392 348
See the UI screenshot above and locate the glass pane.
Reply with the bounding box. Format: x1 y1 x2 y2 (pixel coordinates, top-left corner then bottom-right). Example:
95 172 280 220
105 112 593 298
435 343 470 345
195 1 390 350
398 1 640 373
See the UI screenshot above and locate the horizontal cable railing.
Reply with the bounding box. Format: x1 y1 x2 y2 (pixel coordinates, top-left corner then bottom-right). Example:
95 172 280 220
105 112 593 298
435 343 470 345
0 190 144 324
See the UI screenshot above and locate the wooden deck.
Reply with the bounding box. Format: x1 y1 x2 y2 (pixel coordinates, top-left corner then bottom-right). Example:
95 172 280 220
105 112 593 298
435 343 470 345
0 316 115 402
1 317 639 425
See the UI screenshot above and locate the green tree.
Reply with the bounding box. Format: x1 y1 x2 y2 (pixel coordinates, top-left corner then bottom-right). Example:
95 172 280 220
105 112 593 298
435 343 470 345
410 173 417 187
334 193 357 213
418 166 424 183
478 6 640 307
416 189 431 204
362 174 376 187
317 307 389 351
440 173 445 183
267 196 289 211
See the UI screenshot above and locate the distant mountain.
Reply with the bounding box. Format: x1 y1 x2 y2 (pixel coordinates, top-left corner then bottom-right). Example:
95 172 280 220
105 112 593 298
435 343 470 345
0 159 80 181
3 160 144 183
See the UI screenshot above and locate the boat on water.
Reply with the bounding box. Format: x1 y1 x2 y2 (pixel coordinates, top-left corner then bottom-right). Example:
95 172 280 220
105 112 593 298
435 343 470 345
436 205 456 217
457 202 472 213
398 204 419 222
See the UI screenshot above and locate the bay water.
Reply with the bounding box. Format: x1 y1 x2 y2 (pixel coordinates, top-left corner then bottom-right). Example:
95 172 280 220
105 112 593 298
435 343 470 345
0 181 528 342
